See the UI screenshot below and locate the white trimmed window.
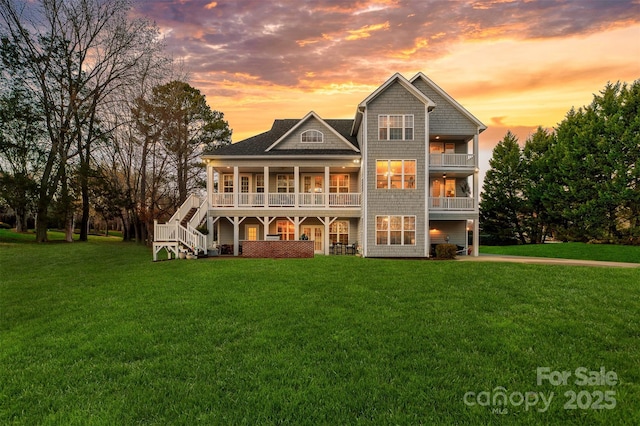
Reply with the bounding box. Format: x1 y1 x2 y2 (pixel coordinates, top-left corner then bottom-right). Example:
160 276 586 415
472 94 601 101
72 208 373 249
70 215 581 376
276 220 295 240
376 215 416 245
329 221 349 245
223 175 234 193
330 174 350 193
276 175 295 193
379 114 413 140
376 160 416 189
256 174 264 193
301 129 323 143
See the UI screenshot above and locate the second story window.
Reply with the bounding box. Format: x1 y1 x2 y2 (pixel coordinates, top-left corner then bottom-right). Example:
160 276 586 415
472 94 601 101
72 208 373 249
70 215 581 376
276 175 295 193
330 174 350 193
223 175 234 193
376 160 416 189
301 129 323 143
379 115 413 140
256 174 264 193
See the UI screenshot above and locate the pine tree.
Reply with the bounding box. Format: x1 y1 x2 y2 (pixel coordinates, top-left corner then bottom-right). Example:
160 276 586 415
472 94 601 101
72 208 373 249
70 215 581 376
480 131 527 244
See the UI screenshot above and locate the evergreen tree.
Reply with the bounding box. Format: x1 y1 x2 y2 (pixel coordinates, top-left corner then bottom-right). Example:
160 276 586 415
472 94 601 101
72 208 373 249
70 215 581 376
521 127 555 243
480 131 527 244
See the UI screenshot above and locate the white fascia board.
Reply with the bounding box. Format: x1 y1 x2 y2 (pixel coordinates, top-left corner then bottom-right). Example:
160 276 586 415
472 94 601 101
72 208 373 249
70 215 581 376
410 72 486 131
265 111 360 152
358 73 436 109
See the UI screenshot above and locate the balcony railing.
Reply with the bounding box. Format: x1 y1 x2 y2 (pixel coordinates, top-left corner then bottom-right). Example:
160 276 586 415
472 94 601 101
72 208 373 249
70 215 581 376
429 197 475 210
211 192 361 208
429 153 475 167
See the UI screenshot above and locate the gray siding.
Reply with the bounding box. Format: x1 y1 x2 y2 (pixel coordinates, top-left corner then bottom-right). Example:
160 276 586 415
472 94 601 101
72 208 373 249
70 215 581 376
412 79 478 136
365 81 427 257
273 116 353 151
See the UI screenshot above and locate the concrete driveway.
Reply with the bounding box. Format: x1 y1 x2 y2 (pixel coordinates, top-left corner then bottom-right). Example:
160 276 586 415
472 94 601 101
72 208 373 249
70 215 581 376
457 254 640 268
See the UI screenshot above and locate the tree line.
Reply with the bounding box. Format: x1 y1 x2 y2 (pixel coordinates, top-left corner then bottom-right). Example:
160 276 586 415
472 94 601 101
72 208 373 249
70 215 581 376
480 80 640 245
0 0 231 244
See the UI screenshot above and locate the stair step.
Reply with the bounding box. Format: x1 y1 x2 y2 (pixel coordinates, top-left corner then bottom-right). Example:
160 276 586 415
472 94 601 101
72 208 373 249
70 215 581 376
180 207 198 228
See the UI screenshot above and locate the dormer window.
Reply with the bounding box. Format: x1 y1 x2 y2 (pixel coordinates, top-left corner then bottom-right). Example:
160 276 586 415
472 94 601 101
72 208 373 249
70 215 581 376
301 129 323 143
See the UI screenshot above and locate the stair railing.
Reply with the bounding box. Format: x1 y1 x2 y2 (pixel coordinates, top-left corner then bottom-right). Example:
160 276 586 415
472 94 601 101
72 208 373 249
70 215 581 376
188 198 209 229
169 194 203 224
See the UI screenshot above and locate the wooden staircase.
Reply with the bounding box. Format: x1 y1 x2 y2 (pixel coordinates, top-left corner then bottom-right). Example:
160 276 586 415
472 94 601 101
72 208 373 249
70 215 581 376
153 195 208 261
180 208 198 228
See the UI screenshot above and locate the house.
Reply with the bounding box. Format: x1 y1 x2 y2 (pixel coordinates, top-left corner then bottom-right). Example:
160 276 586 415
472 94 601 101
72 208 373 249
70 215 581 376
153 72 485 260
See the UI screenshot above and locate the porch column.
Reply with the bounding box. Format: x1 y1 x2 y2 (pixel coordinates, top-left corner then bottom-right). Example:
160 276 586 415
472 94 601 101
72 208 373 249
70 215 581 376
324 166 330 208
233 216 240 256
294 166 299 208
324 216 330 255
205 162 211 206
264 166 269 207
291 217 300 240
471 219 478 256
263 216 270 239
473 131 480 257
233 166 239 208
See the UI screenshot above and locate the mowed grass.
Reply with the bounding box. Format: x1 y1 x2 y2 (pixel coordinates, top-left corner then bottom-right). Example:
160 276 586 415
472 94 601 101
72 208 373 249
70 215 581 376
1 230 639 425
481 242 640 264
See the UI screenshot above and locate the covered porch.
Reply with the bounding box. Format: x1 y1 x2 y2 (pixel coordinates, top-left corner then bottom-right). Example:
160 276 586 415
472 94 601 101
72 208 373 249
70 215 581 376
209 214 360 256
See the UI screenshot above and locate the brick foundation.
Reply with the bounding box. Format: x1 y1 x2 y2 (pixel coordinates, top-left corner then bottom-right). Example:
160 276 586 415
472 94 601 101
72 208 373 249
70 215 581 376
241 240 315 258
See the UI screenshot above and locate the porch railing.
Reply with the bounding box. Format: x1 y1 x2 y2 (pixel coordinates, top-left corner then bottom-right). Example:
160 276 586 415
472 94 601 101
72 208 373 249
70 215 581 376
268 193 296 206
429 197 475 210
211 192 361 208
154 220 207 253
329 193 361 207
154 222 177 241
238 193 265 207
429 153 475 167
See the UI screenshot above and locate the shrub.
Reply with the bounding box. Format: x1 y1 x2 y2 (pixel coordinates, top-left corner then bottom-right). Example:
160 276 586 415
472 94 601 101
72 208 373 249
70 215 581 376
435 243 457 259
196 224 209 235
0 222 11 229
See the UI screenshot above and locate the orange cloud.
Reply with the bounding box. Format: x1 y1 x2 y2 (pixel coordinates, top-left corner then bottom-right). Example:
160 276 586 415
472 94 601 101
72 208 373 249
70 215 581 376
345 22 390 40
204 1 217 9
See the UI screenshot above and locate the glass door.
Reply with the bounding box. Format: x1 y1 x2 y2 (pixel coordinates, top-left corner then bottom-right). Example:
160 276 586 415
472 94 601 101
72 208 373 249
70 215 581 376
302 225 323 253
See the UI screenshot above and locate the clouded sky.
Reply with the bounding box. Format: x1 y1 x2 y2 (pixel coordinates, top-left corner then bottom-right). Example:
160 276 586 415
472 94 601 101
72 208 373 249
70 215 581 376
135 0 640 179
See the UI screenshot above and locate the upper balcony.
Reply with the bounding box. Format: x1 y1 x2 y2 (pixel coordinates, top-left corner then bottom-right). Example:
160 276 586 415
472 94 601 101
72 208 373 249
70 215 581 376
211 192 361 208
429 153 475 169
428 197 475 211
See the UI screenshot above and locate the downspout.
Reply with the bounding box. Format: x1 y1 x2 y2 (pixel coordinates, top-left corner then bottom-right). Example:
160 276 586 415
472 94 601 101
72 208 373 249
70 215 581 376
359 106 368 257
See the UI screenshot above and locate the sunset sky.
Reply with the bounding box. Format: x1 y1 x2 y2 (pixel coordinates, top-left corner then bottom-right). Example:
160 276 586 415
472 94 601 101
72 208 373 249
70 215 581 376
135 0 640 181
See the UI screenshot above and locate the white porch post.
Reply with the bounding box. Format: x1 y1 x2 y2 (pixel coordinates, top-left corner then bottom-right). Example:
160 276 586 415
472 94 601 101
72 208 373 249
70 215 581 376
294 166 299 208
205 162 211 207
233 216 239 256
264 166 269 207
233 166 239 208
324 166 330 208
324 216 330 255
263 216 270 239
473 132 480 257
291 217 300 240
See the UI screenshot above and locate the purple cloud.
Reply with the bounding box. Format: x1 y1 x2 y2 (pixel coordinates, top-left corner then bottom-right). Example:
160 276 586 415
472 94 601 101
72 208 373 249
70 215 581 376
134 0 640 87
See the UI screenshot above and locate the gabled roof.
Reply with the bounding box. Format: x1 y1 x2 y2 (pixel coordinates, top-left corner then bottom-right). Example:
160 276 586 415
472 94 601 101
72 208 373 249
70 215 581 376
202 118 359 158
351 73 436 135
410 72 486 132
265 111 359 152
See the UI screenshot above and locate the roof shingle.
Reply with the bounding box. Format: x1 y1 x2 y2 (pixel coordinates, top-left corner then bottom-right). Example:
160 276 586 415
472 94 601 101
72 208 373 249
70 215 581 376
202 118 358 157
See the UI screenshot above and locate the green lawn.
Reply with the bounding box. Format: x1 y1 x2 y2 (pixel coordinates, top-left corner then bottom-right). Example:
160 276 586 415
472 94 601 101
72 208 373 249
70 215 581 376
481 242 640 264
1 230 639 425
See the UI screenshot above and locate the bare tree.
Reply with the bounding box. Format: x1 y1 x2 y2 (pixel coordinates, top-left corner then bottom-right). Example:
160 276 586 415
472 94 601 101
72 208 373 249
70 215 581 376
0 0 163 242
